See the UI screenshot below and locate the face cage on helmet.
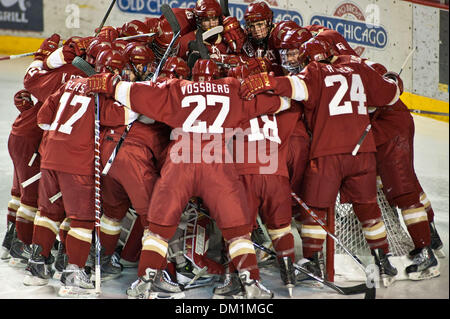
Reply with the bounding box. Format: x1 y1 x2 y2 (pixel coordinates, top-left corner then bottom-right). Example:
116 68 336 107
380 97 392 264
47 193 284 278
246 19 272 47
279 48 304 75
196 15 223 32
151 42 180 62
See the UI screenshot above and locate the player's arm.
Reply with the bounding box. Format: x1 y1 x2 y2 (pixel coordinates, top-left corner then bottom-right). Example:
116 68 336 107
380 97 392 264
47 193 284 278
99 97 140 127
86 73 176 125
360 62 403 107
36 85 65 130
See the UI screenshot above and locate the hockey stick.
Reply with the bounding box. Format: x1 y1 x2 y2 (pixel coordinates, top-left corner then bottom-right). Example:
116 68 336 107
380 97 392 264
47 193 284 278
151 4 181 82
101 4 182 176
220 0 230 17
252 242 372 298
94 0 117 36
0 52 35 61
117 32 156 41
291 192 376 299
409 109 449 116
70 56 102 294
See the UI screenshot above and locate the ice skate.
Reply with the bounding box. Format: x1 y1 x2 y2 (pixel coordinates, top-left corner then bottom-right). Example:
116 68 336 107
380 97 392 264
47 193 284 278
212 272 244 299
429 221 445 258
85 244 123 282
1 221 15 260
406 246 440 280
278 256 295 297
371 248 398 287
295 252 324 288
238 271 273 299
127 268 185 299
53 241 68 280
23 244 55 286
58 264 97 298
8 236 32 268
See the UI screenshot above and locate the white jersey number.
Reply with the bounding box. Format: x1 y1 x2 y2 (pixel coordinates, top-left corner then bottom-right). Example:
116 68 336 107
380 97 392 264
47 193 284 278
182 94 230 133
49 92 91 134
325 74 367 116
248 115 281 144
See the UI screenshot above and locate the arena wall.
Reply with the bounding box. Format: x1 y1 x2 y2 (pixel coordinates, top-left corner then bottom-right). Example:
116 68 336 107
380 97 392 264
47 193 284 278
0 0 448 121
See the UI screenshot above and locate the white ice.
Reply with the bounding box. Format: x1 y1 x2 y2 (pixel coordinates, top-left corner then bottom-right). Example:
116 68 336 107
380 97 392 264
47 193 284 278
0 57 448 300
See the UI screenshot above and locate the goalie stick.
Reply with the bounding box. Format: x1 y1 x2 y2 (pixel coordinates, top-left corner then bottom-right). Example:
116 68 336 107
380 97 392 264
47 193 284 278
101 4 182 175
291 192 376 299
252 242 374 298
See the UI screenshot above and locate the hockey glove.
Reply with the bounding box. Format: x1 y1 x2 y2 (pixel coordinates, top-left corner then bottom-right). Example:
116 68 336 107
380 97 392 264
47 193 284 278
246 57 271 75
14 89 33 113
86 73 121 96
222 16 246 54
34 34 60 61
384 71 404 95
239 72 276 100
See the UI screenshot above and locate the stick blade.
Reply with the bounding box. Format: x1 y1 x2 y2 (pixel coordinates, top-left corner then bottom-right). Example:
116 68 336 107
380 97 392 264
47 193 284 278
161 4 181 34
72 56 96 76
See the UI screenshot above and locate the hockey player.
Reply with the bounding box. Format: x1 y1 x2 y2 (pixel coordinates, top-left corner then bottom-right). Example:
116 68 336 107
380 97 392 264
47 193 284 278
216 64 301 298
239 38 403 287
2 89 42 267
24 47 137 297
85 58 292 299
96 50 176 282
307 28 443 279
273 29 315 285
368 69 442 280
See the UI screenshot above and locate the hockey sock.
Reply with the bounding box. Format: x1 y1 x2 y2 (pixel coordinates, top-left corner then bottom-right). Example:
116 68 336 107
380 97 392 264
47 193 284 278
353 203 389 253
65 220 94 268
32 211 61 258
267 224 295 261
15 203 37 245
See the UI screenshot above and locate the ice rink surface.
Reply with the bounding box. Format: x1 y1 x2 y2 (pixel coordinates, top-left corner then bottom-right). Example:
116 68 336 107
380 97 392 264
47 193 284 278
0 58 448 308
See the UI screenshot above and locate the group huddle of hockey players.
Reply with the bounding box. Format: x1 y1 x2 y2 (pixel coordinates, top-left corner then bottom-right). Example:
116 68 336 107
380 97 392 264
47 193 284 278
1 0 445 299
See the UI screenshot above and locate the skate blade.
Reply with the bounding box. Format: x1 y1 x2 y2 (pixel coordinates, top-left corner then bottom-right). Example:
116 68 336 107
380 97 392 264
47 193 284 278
433 248 446 259
382 275 396 287
212 293 245 299
1 248 11 260
296 280 324 289
23 275 49 286
287 285 294 298
8 257 27 268
148 291 185 299
58 286 99 298
408 266 440 281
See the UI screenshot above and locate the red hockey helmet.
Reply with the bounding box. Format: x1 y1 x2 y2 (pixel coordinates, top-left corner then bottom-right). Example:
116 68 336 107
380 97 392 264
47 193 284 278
301 38 334 63
144 17 160 34
193 0 222 19
95 49 127 73
244 1 273 24
96 26 119 42
192 59 220 81
112 39 129 52
227 65 251 80
121 19 152 43
124 42 155 66
161 56 189 79
85 38 112 64
278 28 315 74
152 18 180 61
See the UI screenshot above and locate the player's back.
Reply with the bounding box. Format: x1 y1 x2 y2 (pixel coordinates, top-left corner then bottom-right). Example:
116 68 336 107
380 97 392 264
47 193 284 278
39 77 96 175
299 55 398 159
